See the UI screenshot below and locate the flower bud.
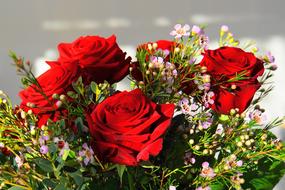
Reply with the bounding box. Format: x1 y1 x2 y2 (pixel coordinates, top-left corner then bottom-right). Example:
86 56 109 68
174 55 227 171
28 103 35 108
59 94 66 101
200 66 207 73
189 139 194 145
148 62 154 68
174 47 180 53
221 25 229 33
245 140 251 146
56 101 62 108
237 141 243 147
251 47 259 53
231 84 237 90
52 93 59 99
194 145 200 150
230 154 237 161
224 165 230 170
198 125 203 131
152 43 158 49
20 111 26 119
203 75 211 83
230 109 236 115
261 134 267 140
41 125 47 131
202 149 209 155
147 44 152 51
31 129 36 136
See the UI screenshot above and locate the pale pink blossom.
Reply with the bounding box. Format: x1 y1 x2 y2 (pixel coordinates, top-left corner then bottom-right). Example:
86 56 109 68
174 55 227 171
170 24 190 39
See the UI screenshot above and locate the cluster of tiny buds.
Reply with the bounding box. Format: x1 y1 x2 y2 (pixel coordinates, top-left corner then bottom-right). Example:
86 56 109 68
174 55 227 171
174 47 180 53
229 108 246 118
230 173 245 186
236 134 255 149
147 43 158 51
202 74 211 83
251 47 259 53
52 93 66 101
26 102 36 108
200 66 207 73
53 94 66 108
189 139 214 155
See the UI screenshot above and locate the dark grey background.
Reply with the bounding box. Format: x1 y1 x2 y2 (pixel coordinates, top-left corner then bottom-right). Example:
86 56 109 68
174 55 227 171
1 0 285 189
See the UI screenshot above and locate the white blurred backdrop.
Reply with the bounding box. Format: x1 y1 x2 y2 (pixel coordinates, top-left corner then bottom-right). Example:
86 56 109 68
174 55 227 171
1 0 285 189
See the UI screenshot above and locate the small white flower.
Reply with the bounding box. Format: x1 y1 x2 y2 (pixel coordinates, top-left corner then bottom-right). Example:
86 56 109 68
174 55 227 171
0 142 4 148
170 24 190 39
15 156 23 168
221 25 229 32
78 143 95 165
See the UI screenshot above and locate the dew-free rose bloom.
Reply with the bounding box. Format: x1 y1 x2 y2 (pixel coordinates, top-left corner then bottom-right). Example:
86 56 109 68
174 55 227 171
19 61 81 127
200 46 264 114
57 35 131 84
87 89 175 166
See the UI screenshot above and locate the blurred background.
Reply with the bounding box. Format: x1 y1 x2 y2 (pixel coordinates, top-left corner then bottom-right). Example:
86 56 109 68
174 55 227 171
0 0 285 188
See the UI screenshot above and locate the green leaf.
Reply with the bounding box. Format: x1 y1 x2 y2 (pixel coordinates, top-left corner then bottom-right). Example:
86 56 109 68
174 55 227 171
242 157 285 190
127 169 135 190
49 142 57 155
116 164 126 184
210 181 226 190
42 178 58 188
69 150 76 158
62 149 70 161
54 183 70 190
53 177 72 190
33 158 53 173
8 187 25 190
90 81 97 94
250 178 273 190
69 170 84 186
67 91 78 99
219 114 229 122
75 117 84 131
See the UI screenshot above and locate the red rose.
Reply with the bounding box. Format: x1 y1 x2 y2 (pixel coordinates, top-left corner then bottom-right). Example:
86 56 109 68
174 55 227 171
131 40 175 81
87 89 175 166
200 46 264 114
57 35 131 84
19 61 80 127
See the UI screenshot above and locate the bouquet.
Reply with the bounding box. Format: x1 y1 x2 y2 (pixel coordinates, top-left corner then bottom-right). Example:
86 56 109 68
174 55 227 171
0 24 284 190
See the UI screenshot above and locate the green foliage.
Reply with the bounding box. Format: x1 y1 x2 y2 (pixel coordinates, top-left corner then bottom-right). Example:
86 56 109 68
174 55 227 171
1 28 285 190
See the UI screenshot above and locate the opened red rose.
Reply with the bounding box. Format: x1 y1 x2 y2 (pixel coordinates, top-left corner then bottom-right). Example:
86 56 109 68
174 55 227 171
19 61 81 127
87 89 175 166
200 46 264 114
57 35 131 84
